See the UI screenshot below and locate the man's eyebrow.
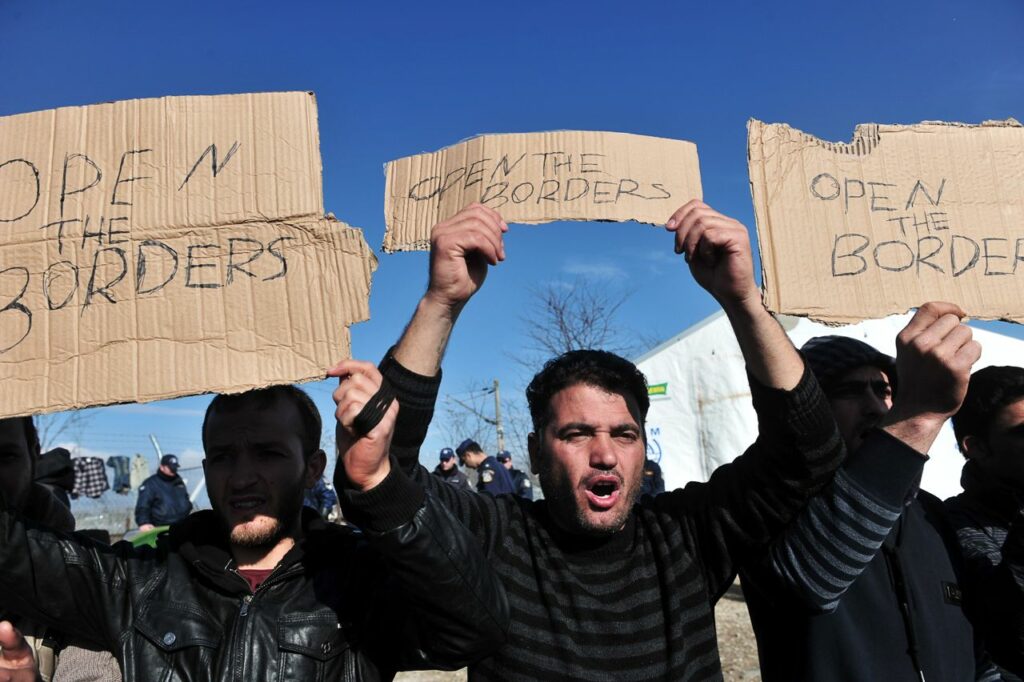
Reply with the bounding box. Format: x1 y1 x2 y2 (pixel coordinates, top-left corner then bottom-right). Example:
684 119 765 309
556 422 596 433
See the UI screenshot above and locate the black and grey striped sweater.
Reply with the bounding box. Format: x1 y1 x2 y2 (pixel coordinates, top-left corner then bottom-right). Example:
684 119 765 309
342 353 843 681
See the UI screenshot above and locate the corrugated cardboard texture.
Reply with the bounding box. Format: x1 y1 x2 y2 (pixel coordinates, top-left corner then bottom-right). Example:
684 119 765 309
748 118 1024 324
383 131 702 252
0 92 376 417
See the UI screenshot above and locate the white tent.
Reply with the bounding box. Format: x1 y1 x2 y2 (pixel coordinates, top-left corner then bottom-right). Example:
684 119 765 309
635 312 1024 500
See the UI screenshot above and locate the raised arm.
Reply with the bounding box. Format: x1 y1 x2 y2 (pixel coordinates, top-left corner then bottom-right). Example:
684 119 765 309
753 303 981 612
331 361 509 668
657 201 843 596
666 200 803 390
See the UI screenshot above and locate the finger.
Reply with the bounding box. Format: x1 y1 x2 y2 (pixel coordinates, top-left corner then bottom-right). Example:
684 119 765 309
465 202 509 233
326 358 377 380
955 339 983 367
332 375 380 411
665 199 708 230
0 622 29 660
439 226 502 266
906 313 963 354
445 212 507 260
680 216 742 260
900 301 966 340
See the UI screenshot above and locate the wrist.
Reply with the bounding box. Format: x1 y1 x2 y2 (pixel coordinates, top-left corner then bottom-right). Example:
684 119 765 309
719 289 766 322
881 410 947 455
345 459 392 492
421 290 467 320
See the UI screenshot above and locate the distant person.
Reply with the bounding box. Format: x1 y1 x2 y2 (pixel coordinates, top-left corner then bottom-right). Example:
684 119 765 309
433 447 472 491
456 439 515 497
303 475 339 521
739 320 998 682
639 458 665 497
496 450 532 500
134 454 192 530
947 365 1024 678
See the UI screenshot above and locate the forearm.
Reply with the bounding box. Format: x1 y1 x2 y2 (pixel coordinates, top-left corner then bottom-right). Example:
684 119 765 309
763 430 925 612
724 298 804 391
393 295 463 377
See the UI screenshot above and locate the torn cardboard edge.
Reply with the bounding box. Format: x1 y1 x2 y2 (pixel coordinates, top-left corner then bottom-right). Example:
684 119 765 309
748 117 1024 326
0 92 377 418
383 130 703 252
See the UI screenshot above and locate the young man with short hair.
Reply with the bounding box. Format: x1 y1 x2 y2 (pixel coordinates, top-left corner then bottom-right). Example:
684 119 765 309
947 365 1024 678
739 328 999 682
0 386 508 680
332 200 849 679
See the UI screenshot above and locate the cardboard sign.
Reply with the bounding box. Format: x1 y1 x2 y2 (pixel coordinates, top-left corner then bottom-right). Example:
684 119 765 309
748 118 1024 324
0 92 376 417
383 131 702 252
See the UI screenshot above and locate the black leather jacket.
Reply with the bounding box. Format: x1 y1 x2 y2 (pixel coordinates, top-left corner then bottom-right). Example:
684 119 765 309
0 490 508 681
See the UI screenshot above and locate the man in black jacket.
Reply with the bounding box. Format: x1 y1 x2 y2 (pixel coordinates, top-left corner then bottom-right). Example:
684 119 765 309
948 365 1024 678
0 385 508 681
134 454 192 530
331 200 848 680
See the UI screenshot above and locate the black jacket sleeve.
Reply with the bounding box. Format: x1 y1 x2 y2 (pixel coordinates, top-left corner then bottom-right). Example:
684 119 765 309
336 348 518 558
340 464 510 671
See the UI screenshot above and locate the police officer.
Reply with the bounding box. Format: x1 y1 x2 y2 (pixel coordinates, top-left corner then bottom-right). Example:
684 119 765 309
456 439 515 497
433 447 473 491
496 450 533 500
134 454 192 530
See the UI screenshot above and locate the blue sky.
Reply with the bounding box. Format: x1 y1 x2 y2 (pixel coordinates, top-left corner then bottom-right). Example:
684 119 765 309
2 0 1022 507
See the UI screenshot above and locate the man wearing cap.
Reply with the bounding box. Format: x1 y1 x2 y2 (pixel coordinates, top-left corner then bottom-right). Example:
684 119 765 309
947 365 1024 678
456 440 515 497
496 451 532 500
739 321 999 681
433 448 473 491
134 454 192 531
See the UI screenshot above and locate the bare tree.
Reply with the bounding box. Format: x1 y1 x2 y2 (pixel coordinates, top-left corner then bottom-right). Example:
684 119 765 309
36 410 92 451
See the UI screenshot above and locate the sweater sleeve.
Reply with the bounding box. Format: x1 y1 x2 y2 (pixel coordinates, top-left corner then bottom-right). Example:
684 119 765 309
751 428 927 613
334 349 516 558
654 362 845 602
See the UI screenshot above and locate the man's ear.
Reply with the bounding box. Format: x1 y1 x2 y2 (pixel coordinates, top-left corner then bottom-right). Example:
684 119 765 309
528 433 540 476
960 435 990 461
306 449 327 487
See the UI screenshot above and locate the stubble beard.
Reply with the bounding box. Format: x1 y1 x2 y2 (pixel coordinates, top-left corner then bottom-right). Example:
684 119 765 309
536 454 639 538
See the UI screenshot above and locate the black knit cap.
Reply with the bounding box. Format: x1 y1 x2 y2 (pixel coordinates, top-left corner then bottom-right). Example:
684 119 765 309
800 336 897 396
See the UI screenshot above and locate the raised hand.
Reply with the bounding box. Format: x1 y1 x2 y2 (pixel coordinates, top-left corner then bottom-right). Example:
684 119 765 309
883 301 982 452
424 202 509 312
328 360 399 491
665 200 759 311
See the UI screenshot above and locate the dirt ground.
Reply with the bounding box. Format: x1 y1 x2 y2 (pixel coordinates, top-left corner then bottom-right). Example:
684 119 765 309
396 580 761 682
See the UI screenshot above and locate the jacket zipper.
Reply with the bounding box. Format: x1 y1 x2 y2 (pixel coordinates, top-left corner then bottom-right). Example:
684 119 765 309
228 564 302 682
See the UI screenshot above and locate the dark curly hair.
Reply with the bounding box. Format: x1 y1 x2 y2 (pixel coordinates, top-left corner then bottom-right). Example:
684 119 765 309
953 365 1024 455
202 385 322 458
525 350 650 434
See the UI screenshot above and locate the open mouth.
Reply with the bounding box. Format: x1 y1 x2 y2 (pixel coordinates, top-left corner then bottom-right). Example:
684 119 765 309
584 476 621 510
229 496 267 514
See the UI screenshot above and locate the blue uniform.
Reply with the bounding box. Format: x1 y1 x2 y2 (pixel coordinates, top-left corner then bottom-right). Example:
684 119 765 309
509 468 534 500
134 472 192 526
476 456 516 497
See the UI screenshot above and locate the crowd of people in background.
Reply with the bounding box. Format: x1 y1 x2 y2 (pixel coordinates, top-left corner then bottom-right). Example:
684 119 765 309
0 199 1020 681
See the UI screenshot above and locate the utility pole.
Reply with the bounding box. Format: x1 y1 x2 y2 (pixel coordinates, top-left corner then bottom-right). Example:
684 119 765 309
493 379 505 453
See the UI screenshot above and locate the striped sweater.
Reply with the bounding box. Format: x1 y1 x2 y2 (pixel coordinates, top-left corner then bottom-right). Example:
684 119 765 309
740 431 1000 682
342 353 843 681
